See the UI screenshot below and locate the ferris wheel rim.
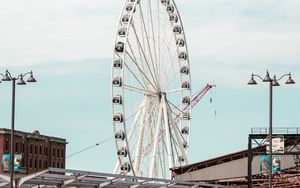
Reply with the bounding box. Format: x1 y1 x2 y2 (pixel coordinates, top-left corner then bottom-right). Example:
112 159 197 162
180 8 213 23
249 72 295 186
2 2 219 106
111 0 192 179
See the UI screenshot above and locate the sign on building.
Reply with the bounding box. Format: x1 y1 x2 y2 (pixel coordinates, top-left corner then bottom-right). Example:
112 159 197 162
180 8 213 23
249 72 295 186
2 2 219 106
259 155 281 173
1 154 23 172
266 136 284 154
260 155 269 173
272 156 281 172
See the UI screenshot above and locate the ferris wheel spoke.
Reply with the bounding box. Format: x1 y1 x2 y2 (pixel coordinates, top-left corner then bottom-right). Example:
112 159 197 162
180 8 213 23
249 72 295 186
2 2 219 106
125 49 157 92
131 23 160 90
161 37 179 89
125 97 156 121
166 99 184 115
157 1 161 86
126 41 148 88
165 88 185 94
162 64 180 91
160 48 178 89
157 21 167 84
162 69 179 92
161 55 171 85
148 0 159 83
159 25 175 82
138 3 159 85
123 85 156 95
124 62 147 91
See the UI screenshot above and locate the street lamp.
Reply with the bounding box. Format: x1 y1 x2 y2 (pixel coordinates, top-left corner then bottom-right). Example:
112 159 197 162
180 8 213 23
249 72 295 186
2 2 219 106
0 69 36 188
248 70 295 188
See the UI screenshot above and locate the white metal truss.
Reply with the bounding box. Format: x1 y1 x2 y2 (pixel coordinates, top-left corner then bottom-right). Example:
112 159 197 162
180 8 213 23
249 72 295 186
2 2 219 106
0 168 224 188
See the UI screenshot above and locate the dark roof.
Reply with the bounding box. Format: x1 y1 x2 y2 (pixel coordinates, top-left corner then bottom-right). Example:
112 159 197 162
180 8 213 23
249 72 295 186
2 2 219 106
0 128 67 144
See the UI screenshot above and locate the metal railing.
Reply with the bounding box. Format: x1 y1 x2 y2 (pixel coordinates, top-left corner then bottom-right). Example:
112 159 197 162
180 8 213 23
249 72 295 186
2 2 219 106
251 127 300 134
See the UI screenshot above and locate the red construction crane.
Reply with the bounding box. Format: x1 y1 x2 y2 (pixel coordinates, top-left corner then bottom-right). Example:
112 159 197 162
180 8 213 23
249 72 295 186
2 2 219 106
174 84 216 122
190 84 216 109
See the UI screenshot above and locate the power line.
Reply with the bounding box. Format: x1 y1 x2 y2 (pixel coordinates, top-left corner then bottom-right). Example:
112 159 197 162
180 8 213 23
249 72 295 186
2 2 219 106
67 136 113 158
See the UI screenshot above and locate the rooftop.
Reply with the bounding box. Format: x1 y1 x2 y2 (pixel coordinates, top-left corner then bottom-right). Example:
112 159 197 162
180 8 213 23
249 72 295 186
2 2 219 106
0 128 67 144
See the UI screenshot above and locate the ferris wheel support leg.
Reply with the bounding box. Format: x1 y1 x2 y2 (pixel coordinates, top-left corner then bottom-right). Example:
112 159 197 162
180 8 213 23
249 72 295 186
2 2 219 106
133 101 148 176
127 113 141 142
113 160 121 174
162 97 175 170
167 105 189 165
149 101 163 178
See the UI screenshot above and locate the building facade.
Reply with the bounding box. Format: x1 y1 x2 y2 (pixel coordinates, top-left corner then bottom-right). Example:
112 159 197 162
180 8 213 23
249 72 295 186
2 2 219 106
0 128 67 174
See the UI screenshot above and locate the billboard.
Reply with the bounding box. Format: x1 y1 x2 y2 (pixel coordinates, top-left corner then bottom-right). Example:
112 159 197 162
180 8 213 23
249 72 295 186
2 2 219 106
266 136 284 154
1 154 23 172
259 155 281 173
272 156 281 172
260 155 269 173
1 154 10 171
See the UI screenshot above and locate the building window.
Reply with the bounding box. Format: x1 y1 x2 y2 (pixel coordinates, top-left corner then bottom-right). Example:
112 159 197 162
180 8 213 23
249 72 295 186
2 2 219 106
30 159 32 168
30 144 33 153
57 148 60 158
45 146 48 156
34 160 37 168
62 148 64 158
44 161 47 168
53 148 56 157
61 163 64 168
22 143 25 153
39 145 42 155
39 160 42 169
5 139 8 150
35 145 38 155
15 142 19 152
53 162 55 167
57 162 60 168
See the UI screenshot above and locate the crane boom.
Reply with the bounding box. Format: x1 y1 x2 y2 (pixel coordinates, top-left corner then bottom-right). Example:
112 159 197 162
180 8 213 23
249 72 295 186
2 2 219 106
190 84 216 109
174 84 216 122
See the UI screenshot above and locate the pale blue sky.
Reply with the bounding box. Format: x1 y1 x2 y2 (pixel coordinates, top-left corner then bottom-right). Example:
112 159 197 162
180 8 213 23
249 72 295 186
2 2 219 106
0 0 299 173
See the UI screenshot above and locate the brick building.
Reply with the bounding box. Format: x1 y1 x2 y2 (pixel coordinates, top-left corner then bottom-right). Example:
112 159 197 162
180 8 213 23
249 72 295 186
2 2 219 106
0 128 67 174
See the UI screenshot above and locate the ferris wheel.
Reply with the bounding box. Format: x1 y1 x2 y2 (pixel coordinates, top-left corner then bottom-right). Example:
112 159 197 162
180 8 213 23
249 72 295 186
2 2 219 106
111 0 192 179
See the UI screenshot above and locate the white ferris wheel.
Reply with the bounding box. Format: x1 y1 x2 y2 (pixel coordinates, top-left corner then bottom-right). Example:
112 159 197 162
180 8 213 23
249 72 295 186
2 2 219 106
112 0 192 179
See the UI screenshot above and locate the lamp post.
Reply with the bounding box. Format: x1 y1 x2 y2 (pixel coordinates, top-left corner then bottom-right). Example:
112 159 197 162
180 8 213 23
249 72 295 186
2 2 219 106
0 70 36 188
248 70 295 188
